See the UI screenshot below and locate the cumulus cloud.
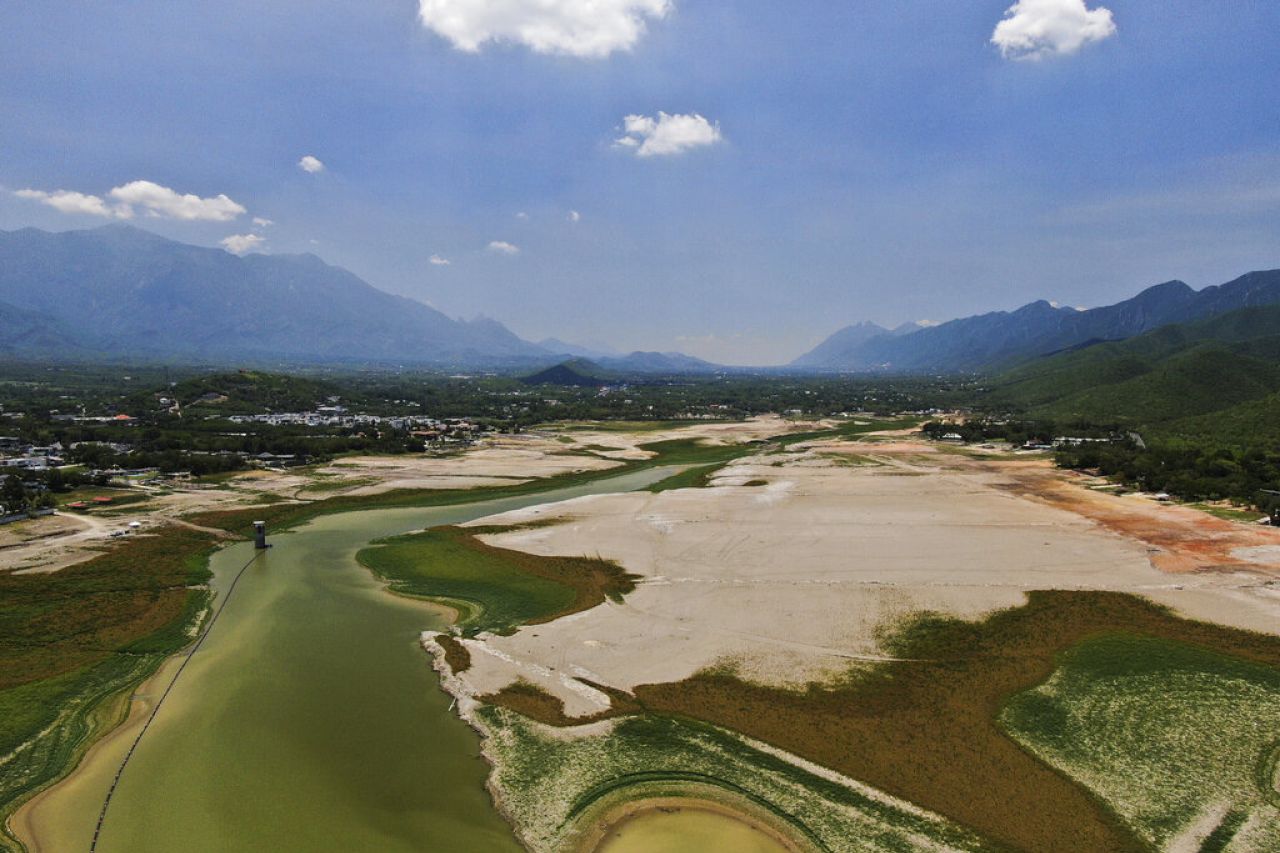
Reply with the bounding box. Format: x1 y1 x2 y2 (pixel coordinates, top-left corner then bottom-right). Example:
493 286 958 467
252 216 274 227
16 181 245 221
429 254 452 265
417 0 669 58
108 180 246 221
220 233 265 255
14 188 125 218
567 209 581 222
615 112 722 157
487 240 519 255
298 155 325 173
991 0 1116 60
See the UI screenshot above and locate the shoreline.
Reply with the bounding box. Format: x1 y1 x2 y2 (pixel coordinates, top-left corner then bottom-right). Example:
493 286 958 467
3 426 813 852
574 796 807 853
421 633 536 849
420 632 817 853
9 650 185 853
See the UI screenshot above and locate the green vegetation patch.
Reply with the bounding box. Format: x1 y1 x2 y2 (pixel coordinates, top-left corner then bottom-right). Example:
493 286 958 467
1190 503 1264 523
434 634 472 674
477 707 993 853
358 525 638 635
1003 634 1280 851
0 526 216 846
645 463 725 493
629 592 1280 853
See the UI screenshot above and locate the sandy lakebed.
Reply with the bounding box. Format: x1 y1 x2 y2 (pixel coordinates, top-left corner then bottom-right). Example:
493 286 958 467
11 420 1280 852
423 432 1280 851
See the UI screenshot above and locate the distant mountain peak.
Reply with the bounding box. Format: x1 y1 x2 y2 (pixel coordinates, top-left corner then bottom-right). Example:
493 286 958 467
789 320 893 367
520 359 608 387
537 337 621 360
0 225 546 366
792 269 1280 372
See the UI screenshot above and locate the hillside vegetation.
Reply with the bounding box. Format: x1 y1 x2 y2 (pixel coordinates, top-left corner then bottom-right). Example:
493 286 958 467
983 304 1280 503
991 304 1280 423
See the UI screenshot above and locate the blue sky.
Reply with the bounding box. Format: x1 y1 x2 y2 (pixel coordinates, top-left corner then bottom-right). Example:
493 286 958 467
2 1 1278 364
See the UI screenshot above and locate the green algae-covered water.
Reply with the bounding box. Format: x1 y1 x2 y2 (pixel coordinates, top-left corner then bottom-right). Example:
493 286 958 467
597 807 794 853
21 467 679 853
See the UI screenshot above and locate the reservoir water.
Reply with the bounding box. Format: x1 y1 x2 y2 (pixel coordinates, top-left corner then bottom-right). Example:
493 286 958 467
19 466 680 852
596 807 794 853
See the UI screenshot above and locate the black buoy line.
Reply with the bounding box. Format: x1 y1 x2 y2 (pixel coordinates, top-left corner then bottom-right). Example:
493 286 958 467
88 534 269 852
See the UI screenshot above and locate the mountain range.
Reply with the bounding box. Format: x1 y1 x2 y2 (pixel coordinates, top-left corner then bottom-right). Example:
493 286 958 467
2 225 1278 377
981 302 1280 451
0 224 547 366
796 270 1280 372
0 225 729 373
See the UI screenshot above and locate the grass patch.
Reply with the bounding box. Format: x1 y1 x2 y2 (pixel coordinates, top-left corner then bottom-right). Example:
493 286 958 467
358 525 638 635
1199 810 1248 853
623 591 1280 853
478 680 631 727
1189 503 1263 523
1002 634 1280 850
645 463 725 493
580 444 625 453
476 707 993 853
435 634 472 674
0 525 216 845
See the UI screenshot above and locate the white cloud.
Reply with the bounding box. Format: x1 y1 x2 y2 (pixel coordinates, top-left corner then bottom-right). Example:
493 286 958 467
487 240 520 255
16 181 244 221
991 0 1116 61
515 211 529 220
298 154 325 173
567 209 581 222
14 188 125 218
252 216 274 227
108 180 245 221
220 233 265 255
429 254 452 265
615 111 722 157
417 0 669 58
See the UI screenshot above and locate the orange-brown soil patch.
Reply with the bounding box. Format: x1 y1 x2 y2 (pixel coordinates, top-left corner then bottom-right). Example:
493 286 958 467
990 459 1280 574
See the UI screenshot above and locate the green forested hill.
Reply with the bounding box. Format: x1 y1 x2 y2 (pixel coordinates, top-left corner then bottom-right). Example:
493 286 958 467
990 304 1280 429
127 370 346 415
1166 392 1280 447
983 304 1280 502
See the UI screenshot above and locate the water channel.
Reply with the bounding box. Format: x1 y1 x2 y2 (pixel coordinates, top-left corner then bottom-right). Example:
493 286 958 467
20 466 681 852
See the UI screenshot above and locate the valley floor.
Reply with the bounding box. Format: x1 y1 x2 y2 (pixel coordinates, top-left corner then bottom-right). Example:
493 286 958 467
8 418 1280 852
0 417 797 576
450 434 1280 711
422 429 1280 852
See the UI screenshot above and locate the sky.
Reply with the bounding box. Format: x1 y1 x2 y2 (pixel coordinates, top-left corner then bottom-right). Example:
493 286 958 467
2 0 1279 365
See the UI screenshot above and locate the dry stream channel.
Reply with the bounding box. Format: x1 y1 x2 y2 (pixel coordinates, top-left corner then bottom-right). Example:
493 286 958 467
15 465 735 853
